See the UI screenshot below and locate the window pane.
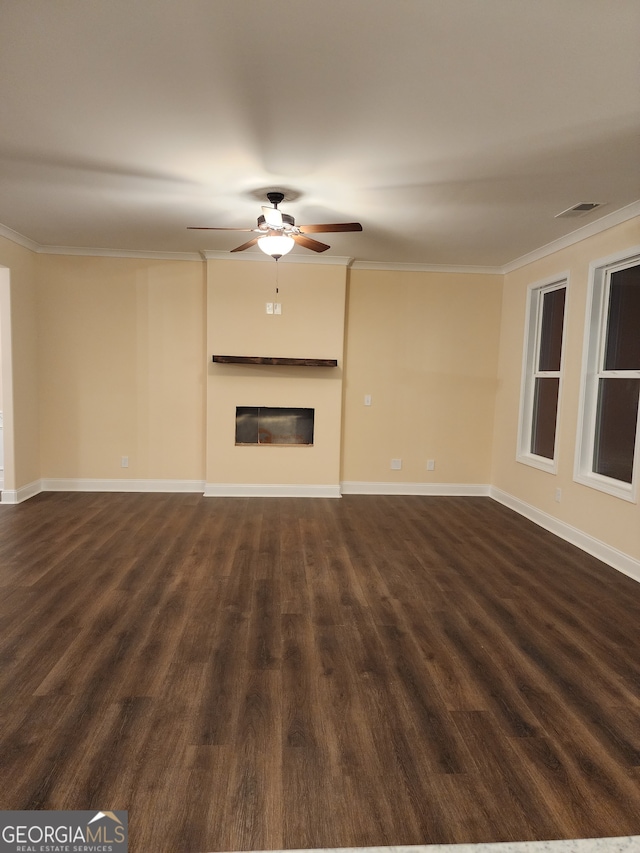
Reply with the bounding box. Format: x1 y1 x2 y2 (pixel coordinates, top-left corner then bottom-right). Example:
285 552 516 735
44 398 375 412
538 287 566 371
604 264 640 370
593 378 640 483
531 377 560 459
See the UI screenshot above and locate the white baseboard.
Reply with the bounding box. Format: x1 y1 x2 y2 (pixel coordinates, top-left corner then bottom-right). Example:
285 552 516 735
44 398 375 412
3 478 636 584
41 478 206 494
340 481 490 496
490 486 640 584
1 479 43 504
204 483 342 498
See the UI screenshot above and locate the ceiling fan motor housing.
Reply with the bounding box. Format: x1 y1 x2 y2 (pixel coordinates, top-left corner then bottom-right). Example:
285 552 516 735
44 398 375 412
257 212 296 231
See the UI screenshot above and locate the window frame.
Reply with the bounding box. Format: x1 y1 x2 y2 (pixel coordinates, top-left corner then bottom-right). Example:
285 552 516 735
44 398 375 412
516 274 569 474
574 248 640 502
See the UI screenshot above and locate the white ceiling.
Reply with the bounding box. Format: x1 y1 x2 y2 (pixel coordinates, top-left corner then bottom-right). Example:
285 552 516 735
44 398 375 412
1 0 639 267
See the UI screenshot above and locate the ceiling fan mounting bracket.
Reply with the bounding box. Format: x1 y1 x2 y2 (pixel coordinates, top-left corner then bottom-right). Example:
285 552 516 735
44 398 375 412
266 191 285 207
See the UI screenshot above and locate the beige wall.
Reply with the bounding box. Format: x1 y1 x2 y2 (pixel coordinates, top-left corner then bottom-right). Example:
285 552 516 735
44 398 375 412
492 217 640 561
342 269 503 484
0 283 3 412
0 235 40 491
1 218 639 567
206 259 347 488
37 255 206 481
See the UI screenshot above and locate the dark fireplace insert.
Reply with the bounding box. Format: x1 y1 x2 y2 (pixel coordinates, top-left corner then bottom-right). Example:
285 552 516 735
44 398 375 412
235 407 315 445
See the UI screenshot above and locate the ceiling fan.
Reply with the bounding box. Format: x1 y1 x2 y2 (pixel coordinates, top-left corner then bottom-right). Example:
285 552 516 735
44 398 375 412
188 191 362 259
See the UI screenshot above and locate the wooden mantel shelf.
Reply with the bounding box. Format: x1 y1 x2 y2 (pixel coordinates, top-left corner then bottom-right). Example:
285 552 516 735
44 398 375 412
212 355 338 367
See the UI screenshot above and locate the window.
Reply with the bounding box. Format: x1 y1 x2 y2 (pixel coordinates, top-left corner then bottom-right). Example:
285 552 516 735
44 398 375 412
575 250 640 501
517 277 568 472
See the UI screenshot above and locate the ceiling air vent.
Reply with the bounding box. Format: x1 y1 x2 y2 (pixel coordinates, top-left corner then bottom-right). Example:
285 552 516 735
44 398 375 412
555 202 603 219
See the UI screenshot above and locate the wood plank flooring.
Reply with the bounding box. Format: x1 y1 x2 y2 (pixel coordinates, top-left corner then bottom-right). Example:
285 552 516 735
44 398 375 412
0 493 639 852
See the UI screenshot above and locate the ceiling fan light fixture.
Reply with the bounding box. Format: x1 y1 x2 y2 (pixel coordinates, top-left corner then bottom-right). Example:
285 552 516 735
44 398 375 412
257 233 295 259
188 192 361 256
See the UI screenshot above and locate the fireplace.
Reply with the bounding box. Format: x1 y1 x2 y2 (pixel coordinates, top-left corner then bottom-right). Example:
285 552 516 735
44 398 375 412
235 407 315 446
205 258 347 495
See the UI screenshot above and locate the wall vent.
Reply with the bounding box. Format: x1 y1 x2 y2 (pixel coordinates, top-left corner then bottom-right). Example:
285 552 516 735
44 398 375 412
555 202 603 219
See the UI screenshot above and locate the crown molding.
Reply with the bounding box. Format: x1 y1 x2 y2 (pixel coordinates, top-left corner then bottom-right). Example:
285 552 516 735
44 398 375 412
1 199 638 271
0 225 203 260
39 245 203 261
0 223 40 252
350 260 503 275
502 200 640 274
200 249 354 266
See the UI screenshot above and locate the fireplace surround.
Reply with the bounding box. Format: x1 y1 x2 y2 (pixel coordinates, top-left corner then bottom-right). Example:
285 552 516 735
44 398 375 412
205 256 347 495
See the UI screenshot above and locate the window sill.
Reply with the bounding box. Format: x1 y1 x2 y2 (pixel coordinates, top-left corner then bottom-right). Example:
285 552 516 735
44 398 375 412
516 452 557 474
573 471 637 503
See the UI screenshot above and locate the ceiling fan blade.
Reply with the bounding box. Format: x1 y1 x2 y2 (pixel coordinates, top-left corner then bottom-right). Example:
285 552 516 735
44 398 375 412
187 226 254 231
230 237 260 253
298 222 363 233
293 234 330 253
262 206 283 227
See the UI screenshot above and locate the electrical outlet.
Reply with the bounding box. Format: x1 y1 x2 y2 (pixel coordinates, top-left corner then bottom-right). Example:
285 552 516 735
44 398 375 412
121 456 129 468
364 394 372 406
555 487 562 503
427 459 435 471
390 458 402 470
266 302 274 314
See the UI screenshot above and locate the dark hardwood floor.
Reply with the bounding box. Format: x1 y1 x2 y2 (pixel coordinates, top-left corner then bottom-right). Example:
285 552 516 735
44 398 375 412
0 492 639 852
